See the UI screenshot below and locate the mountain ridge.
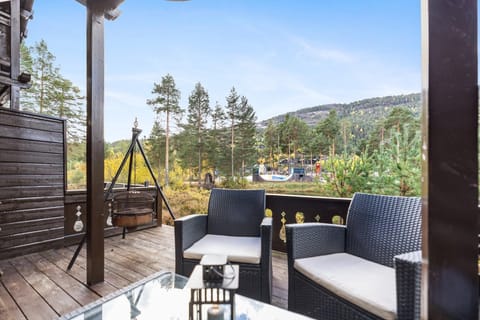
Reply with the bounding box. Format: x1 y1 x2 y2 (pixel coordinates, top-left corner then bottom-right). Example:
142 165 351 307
257 93 421 130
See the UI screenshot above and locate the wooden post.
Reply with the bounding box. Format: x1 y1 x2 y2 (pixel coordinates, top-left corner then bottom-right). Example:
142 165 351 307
421 0 478 318
9 0 20 110
86 4 105 285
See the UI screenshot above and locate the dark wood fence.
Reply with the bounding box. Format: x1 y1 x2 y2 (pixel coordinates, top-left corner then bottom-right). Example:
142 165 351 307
266 194 351 252
0 108 65 260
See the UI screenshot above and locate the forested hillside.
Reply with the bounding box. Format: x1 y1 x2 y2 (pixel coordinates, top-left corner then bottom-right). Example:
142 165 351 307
257 93 420 130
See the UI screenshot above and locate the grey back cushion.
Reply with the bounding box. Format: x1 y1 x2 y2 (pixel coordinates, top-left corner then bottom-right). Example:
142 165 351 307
345 193 422 267
207 188 266 237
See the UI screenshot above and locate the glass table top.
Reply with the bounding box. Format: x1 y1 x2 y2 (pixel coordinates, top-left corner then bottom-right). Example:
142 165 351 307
60 271 312 320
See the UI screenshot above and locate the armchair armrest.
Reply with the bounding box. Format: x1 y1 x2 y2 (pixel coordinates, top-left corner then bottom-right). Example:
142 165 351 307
286 223 346 261
175 214 207 275
394 250 422 320
174 214 208 251
260 217 272 261
260 217 272 303
261 217 272 234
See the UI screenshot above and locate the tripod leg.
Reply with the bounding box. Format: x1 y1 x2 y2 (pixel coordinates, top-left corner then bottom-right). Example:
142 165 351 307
68 234 86 270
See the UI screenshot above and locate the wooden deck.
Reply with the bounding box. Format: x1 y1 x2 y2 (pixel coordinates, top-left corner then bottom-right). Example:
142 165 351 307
0 225 288 320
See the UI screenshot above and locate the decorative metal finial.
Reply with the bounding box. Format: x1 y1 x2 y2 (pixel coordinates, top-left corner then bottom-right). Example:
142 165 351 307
279 212 287 243
106 202 113 226
134 117 138 129
73 205 84 232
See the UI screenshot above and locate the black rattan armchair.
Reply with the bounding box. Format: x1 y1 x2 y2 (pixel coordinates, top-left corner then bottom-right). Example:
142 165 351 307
286 192 422 320
175 188 272 303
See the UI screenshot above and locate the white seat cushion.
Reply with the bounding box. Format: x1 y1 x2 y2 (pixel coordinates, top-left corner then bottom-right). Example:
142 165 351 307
294 253 396 320
184 234 261 264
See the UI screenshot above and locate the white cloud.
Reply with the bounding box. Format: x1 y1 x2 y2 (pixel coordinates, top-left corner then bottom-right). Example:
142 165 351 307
290 36 354 64
105 72 159 85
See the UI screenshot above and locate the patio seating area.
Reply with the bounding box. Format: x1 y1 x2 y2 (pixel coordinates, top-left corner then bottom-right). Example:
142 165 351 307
0 225 288 320
0 0 477 319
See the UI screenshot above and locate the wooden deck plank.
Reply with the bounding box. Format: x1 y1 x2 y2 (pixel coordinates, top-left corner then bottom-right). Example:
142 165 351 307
104 238 167 271
119 231 176 260
9 256 81 316
39 249 118 296
0 261 58 320
51 247 131 291
0 225 289 319
104 235 175 271
64 246 147 283
0 282 27 320
24 253 100 306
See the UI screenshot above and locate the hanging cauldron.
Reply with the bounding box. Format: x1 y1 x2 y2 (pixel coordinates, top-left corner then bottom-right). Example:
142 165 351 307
111 191 155 229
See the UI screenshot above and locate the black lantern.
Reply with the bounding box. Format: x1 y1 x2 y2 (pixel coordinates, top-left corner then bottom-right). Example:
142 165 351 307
186 255 238 320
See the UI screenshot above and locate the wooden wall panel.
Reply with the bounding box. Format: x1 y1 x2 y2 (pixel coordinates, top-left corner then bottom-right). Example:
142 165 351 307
0 175 64 187
0 108 65 260
0 151 63 163
0 217 64 236
0 163 63 175
0 207 64 224
0 186 63 200
0 137 64 153
0 126 64 143
0 198 64 211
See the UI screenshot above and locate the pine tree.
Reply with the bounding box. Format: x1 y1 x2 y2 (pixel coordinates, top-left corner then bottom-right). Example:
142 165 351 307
316 109 340 156
263 121 279 169
19 43 35 111
279 115 308 167
30 40 60 113
186 82 210 183
20 40 86 143
236 96 257 176
50 77 86 142
225 87 240 176
147 119 166 182
207 102 227 177
147 74 183 186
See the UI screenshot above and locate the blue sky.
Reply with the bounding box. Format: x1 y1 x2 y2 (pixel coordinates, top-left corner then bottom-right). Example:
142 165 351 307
25 1 421 142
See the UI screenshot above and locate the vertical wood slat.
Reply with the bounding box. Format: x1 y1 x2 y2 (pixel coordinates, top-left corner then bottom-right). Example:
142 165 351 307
86 6 105 285
421 0 478 319
9 0 20 110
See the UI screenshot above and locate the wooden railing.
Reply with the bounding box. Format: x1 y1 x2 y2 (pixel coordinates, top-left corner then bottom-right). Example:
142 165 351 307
64 190 351 252
64 187 161 245
266 194 351 252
